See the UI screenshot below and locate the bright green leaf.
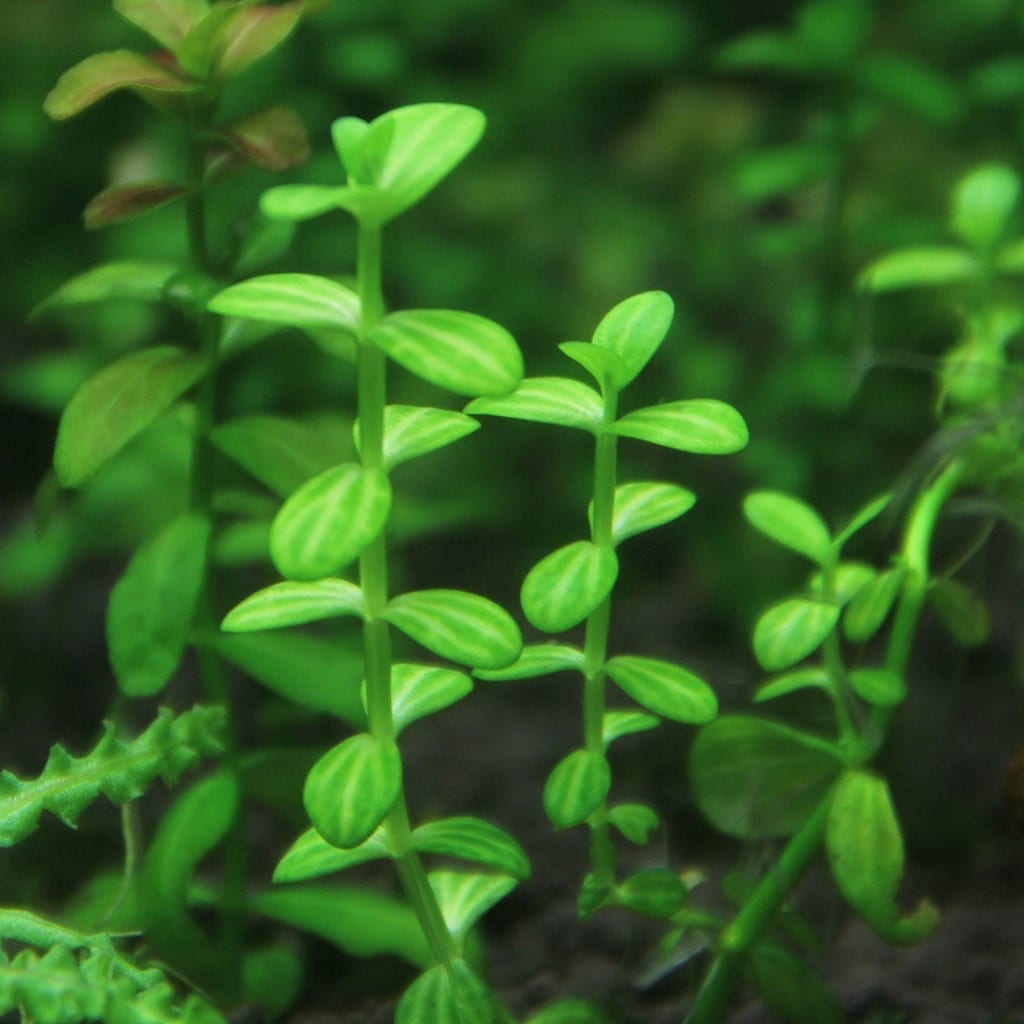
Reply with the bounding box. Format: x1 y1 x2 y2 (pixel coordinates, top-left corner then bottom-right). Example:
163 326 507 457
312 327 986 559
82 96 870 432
617 869 686 918
602 710 659 746
743 491 831 564
844 566 904 642
33 262 177 317
525 1001 609 1024
753 597 840 671
428 871 517 946
474 644 585 682
606 656 717 724
833 492 892 549
810 562 875 604
260 184 351 222
750 942 845 1024
221 578 365 632
601 481 696 546
543 749 611 830
208 274 360 336
273 826 392 883
951 163 1020 252
607 803 659 845
754 666 832 703
397 959 495 1024
611 400 748 455
521 541 618 634
848 669 906 708
591 291 674 387
411 817 530 880
857 246 979 292
354 405 479 471
466 377 604 432
389 663 474 733
558 342 629 393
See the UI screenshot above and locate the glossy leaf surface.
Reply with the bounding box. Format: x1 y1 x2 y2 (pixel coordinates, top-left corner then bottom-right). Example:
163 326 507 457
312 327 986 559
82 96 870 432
389 663 473 733
603 481 696 545
617 869 687 918
611 400 748 454
195 0 308 79
743 491 832 564
543 749 611 830
354 405 479 470
474 644 585 681
273 826 391 883
591 291 674 387
260 184 350 221
208 274 360 335
754 666 832 704
558 342 629 393
466 377 604 432
521 541 618 634
222 579 365 632
397 959 494 1024
605 656 717 724
753 597 841 671
411 817 530 880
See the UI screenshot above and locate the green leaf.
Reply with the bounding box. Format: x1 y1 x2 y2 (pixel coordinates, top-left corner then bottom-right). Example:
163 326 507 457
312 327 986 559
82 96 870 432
383 590 521 670
428 871 517 945
84 181 186 230
271 463 391 581
114 0 210 50
389 663 474 733
222 579 365 632
690 716 843 839
591 291 674 387
849 669 906 708
605 656 717 724
411 817 530 880
54 346 207 488
250 885 432 969
753 597 840 671
520 541 618 633
260 184 351 221
810 561 875 604
743 491 832 564
750 943 845 1024
214 631 365 725
397 959 495 1024
558 342 630 394
607 803 659 845
197 0 308 79
107 514 210 697
827 771 939 944
525 1000 609 1024
474 644 585 681
601 481 696 545
857 246 979 292
543 749 611 829
928 578 990 646
368 310 522 398
617 869 686 918
754 666 832 703
466 377 604 432
43 50 197 120
611 400 748 454
833 492 892 549
602 710 659 746
857 54 962 124
273 827 392 883
718 31 817 76
208 274 360 336
354 405 479 471
242 946 303 1020
844 566 904 642
732 143 838 202
304 733 401 848
32 261 177 317
951 163 1020 252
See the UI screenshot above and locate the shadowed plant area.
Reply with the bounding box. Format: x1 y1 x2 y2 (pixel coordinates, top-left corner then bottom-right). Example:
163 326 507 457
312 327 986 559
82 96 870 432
2 1 1024 1023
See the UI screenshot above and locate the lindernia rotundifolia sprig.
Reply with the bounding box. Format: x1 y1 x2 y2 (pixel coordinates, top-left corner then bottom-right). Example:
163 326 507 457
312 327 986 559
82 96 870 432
469 291 749 918
209 103 580 1024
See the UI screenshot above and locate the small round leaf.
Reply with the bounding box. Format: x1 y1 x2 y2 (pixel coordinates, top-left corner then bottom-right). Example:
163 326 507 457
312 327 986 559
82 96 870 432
521 541 618 634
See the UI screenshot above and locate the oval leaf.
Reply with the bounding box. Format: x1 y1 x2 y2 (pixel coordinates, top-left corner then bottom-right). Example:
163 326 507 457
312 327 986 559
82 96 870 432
222 578 365 632
605 656 717 724
592 291 674 387
951 163 1019 251
558 341 630 392
84 182 185 230
543 749 611 830
274 826 391 883
602 710 660 746
354 405 479 471
411 817 530 880
611 400 748 454
844 567 904 642
857 246 979 292
521 541 619 634
466 377 604 433
928 577 990 647
607 803 659 845
754 666 832 704
201 0 307 79
474 644 585 682
428 871 518 946
750 943 845 1024
848 669 906 708
617 868 687 918
33 261 177 316
208 274 360 336
271 463 390 581
383 590 521 670
304 733 401 849
743 491 832 564
604 481 696 546
389 663 474 733
397 959 494 1024
260 184 351 221
753 597 840 671
369 309 523 398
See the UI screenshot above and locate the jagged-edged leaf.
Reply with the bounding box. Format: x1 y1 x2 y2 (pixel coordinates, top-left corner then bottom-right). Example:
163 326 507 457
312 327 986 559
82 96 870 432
32 262 177 316
397 959 495 1024
0 706 224 846
383 590 521 670
602 710 659 746
848 669 906 708
525 1000 609 1024
951 163 1020 252
521 541 618 634
591 291 674 387
606 656 717 724
369 310 522 398
857 246 979 292
617 869 687 918
607 803 659 845
750 942 845 1024
844 566 904 642
690 715 843 839
466 377 604 432
43 50 198 120
222 579 365 632
753 597 840 671
114 0 209 49
411 817 530 879
107 514 210 697
558 342 629 393
250 885 432 969
354 405 479 470
389 663 473 733
304 733 401 848
474 644 585 681
273 826 392 883
54 346 207 488
827 770 939 944
743 491 832 564
928 577 990 646
428 871 517 945
754 666 832 703
543 749 611 830
216 104 310 171
601 481 696 545
260 184 351 221
611 400 748 454
208 274 360 335
214 631 365 725
84 182 185 230
271 463 391 580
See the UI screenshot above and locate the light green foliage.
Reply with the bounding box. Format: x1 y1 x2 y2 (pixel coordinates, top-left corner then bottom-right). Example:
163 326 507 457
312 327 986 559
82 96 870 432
605 657 717 724
387 664 474 734
396 959 495 1024
208 274 360 336
543 750 611 830
743 492 832 565
410 818 530 880
520 541 619 633
221 578 366 631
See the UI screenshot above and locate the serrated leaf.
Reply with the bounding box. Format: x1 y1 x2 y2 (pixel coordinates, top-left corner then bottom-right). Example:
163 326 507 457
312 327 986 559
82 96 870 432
844 566 904 642
521 541 618 634
607 803 659 845
743 491 831 564
754 666 832 703
411 817 530 880
606 656 717 724
217 104 310 171
591 291 674 387
304 733 401 848
389 663 474 733
827 771 939 944
273 826 392 883
928 577 990 646
857 246 979 292
611 400 748 454
383 590 521 670
428 871 517 945
848 669 906 708
271 463 390 580
602 481 696 545
753 597 840 671
54 346 207 488
208 274 360 336
354 405 479 471
474 644 585 681
43 50 197 120
602 710 659 746
222 578 365 632
369 309 522 398
33 262 177 316
690 715 843 839
84 182 185 230
543 750 611 830
617 869 686 918
107 514 210 697
114 0 210 50
397 959 495 1024
466 377 604 432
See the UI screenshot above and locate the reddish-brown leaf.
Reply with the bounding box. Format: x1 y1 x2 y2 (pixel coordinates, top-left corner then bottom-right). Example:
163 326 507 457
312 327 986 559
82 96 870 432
84 182 186 230
208 1 307 79
216 105 310 172
113 0 210 50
